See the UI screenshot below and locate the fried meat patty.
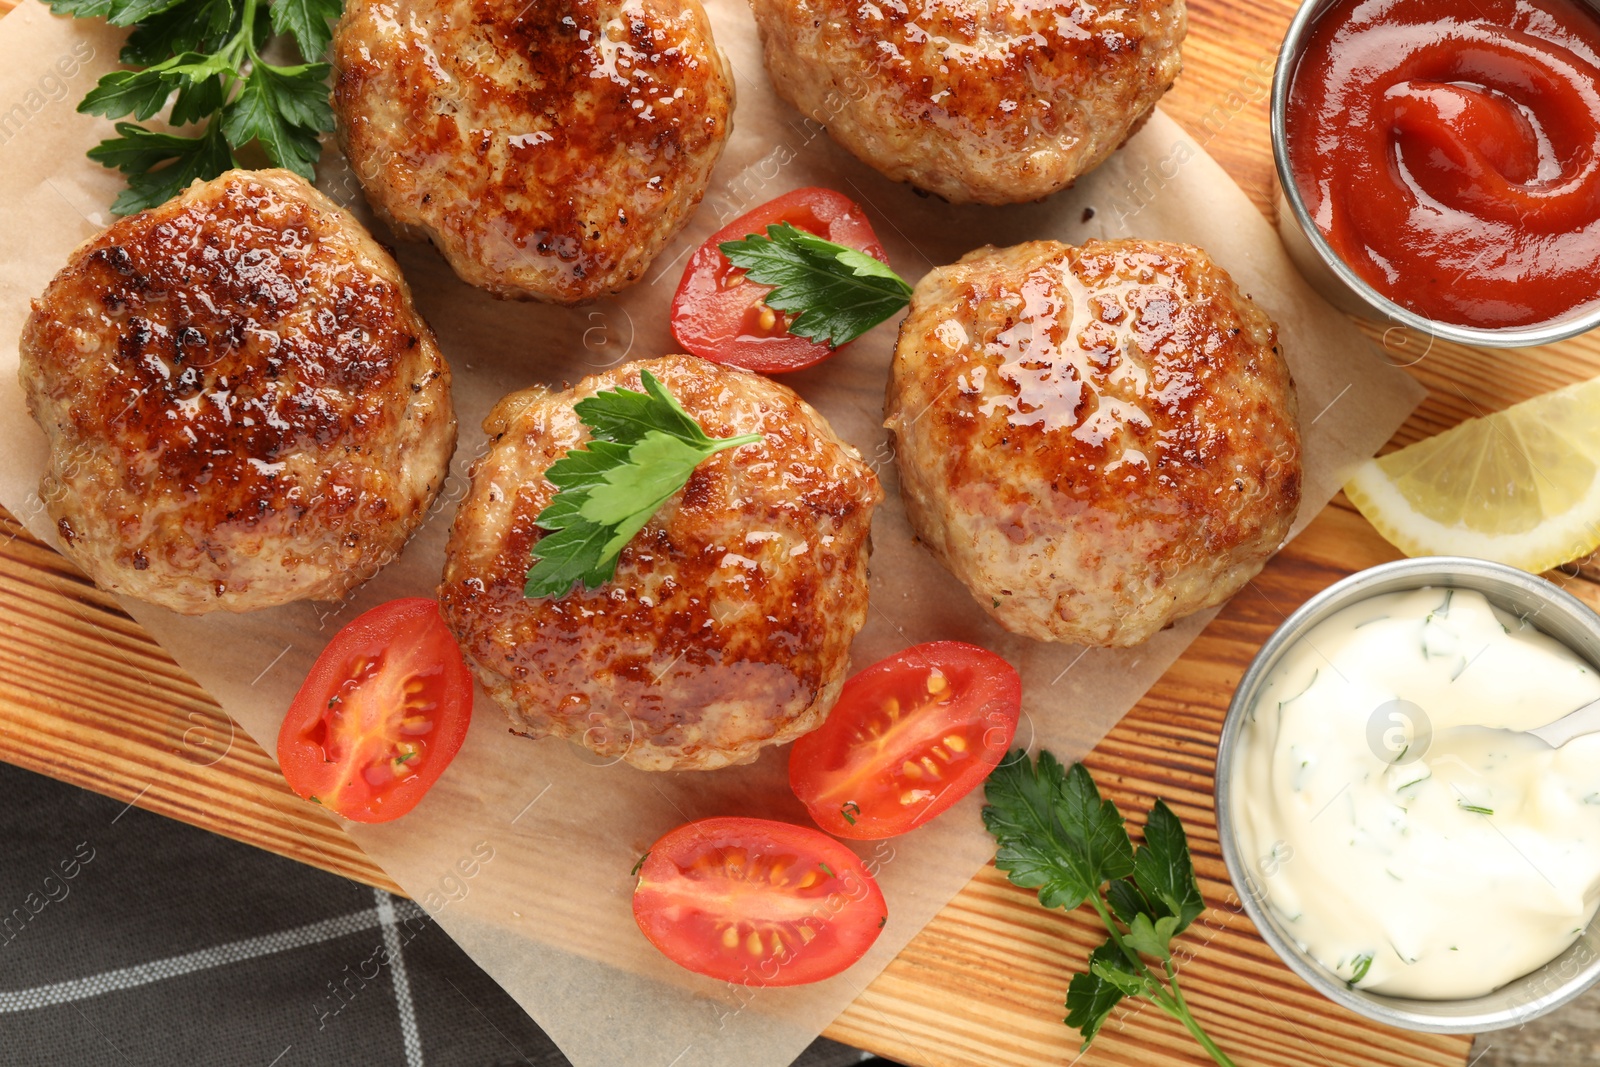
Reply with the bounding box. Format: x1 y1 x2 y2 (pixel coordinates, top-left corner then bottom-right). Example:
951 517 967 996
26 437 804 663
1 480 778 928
439 355 882 771
751 0 1186 205
333 0 734 303
19 170 457 614
885 239 1300 646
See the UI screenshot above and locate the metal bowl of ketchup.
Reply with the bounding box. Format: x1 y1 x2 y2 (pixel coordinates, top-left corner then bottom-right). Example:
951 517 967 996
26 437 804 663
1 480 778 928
1271 0 1600 348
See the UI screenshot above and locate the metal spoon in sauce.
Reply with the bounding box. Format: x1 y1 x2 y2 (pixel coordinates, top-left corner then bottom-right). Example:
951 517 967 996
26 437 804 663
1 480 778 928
1530 696 1600 748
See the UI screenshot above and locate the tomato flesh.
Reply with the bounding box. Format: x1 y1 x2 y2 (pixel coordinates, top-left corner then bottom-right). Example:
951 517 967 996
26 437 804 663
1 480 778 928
276 598 474 824
632 817 887 986
670 187 892 373
790 642 1022 840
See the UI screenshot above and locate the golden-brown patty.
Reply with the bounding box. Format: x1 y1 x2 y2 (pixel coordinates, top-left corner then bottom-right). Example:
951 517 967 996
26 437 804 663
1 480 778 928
18 170 457 615
751 0 1186 205
885 239 1300 646
439 355 882 771
333 0 734 303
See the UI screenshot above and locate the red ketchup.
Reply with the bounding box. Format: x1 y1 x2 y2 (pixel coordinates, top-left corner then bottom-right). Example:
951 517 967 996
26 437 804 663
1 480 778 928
1286 0 1600 329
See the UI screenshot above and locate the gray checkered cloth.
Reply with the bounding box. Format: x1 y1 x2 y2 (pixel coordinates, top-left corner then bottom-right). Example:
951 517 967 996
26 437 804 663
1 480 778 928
0 762 896 1067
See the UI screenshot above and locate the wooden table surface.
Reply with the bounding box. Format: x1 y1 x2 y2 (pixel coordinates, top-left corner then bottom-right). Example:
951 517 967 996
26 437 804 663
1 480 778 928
5 0 1600 1064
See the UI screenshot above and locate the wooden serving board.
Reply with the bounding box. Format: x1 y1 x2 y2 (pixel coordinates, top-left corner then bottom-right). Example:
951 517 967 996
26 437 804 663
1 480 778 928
4 0 1599 1063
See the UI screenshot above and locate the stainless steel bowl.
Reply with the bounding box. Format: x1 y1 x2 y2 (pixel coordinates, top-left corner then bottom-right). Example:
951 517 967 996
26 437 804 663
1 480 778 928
1215 557 1600 1033
1270 0 1600 349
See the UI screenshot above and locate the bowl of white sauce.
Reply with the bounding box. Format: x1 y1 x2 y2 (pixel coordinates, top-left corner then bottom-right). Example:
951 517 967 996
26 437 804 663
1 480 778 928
1217 556 1600 1032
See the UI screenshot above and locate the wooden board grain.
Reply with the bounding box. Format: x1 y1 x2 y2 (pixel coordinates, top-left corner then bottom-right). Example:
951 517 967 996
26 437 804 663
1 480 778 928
8 0 1598 1062
0 505 1484 1067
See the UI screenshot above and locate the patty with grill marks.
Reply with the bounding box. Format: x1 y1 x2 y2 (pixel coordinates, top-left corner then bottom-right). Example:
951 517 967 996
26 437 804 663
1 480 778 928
885 239 1300 647
19 170 457 614
333 0 734 303
439 355 882 771
751 0 1186 205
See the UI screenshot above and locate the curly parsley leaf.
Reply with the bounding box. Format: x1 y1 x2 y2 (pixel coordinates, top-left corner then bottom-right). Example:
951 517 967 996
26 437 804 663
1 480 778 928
221 62 331 178
1133 799 1205 935
521 519 621 597
984 751 1237 1067
579 432 720 558
47 0 121 19
79 67 179 121
1088 942 1145 997
113 0 192 23
1104 878 1149 927
718 222 912 348
88 121 237 215
80 50 239 124
48 0 188 25
1066 943 1139 1048
571 371 705 445
269 0 341 61
982 750 1133 912
544 440 635 500
120 0 238 64
524 371 762 599
54 0 341 213
1124 912 1184 962
170 73 227 127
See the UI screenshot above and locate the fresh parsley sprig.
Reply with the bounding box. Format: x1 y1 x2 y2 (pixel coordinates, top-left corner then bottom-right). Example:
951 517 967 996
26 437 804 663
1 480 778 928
51 0 340 214
524 370 762 599
719 223 912 348
983 751 1237 1067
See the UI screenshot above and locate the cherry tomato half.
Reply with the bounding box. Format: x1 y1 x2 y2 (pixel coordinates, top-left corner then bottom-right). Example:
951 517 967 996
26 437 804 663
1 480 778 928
790 642 1022 840
670 187 892 373
632 817 887 986
276 598 474 824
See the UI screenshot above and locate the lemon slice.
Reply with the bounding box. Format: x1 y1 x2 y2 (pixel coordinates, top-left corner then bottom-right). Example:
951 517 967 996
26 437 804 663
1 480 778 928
1345 377 1600 573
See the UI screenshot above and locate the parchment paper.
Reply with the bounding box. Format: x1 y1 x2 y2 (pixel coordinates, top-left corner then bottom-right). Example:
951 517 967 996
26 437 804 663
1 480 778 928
0 2 1426 1063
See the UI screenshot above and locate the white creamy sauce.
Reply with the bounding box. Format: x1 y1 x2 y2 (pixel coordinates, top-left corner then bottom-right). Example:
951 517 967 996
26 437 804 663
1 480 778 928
1232 587 1600 999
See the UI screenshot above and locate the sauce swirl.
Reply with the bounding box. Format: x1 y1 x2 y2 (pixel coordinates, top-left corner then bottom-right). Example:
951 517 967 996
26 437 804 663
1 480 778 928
1286 0 1600 329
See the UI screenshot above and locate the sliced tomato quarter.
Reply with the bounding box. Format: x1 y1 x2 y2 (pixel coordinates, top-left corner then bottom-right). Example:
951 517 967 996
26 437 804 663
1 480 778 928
632 817 887 986
276 598 474 824
670 187 892 373
790 641 1022 840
